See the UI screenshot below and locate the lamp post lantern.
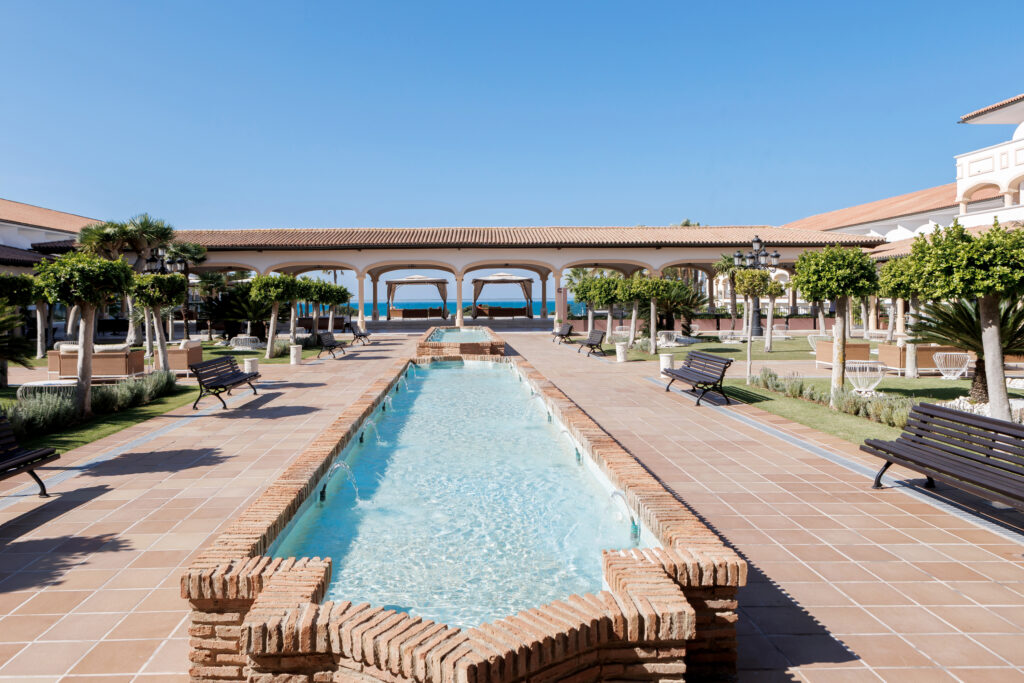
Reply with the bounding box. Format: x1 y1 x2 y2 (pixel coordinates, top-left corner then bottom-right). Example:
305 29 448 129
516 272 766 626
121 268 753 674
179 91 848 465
143 248 186 275
733 236 780 338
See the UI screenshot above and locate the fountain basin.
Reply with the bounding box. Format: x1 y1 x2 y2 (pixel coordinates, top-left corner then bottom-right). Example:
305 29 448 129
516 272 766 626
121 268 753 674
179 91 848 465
416 325 504 357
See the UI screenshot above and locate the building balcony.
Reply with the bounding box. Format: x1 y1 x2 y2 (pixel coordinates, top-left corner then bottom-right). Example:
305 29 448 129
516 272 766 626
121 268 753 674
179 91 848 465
955 137 1024 208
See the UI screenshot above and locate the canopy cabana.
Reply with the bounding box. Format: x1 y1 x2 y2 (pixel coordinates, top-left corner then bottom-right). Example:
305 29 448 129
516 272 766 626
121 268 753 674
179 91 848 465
471 272 533 318
385 274 449 320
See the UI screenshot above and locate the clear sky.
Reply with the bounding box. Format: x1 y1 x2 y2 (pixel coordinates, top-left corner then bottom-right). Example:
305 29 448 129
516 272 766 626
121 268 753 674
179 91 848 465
2 1 1021 300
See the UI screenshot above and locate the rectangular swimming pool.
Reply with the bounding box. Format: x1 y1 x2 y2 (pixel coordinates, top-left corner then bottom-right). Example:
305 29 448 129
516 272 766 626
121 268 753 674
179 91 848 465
270 360 652 628
426 327 489 342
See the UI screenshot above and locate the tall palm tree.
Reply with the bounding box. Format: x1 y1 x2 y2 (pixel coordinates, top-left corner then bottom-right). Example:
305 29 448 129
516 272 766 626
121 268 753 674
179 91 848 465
911 297 1024 403
124 214 175 346
656 281 708 335
196 272 227 341
165 242 207 339
713 254 738 326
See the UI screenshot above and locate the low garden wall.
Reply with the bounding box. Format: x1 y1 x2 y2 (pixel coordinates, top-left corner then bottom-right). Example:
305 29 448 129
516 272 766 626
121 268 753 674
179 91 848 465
182 342 745 682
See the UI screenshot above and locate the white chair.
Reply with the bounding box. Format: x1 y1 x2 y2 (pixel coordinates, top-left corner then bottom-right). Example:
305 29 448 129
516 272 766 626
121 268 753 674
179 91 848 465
934 352 971 380
807 334 831 354
771 323 792 340
847 362 885 395
656 330 679 347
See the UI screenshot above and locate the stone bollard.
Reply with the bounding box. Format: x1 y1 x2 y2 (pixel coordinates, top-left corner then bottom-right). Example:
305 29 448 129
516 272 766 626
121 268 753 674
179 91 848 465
289 344 302 365
243 357 259 374
659 353 675 378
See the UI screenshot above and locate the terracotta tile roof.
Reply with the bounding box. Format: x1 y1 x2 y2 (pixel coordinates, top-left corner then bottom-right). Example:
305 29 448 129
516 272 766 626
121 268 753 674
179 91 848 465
960 94 1024 123
30 239 77 254
0 244 45 268
780 183 1001 233
175 225 882 250
869 221 1024 260
0 198 98 234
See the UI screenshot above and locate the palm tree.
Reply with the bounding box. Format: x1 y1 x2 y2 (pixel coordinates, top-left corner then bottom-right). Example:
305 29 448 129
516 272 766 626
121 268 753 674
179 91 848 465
713 254 739 327
165 242 207 339
0 304 33 389
124 214 175 346
910 297 1024 403
196 272 227 341
657 281 708 335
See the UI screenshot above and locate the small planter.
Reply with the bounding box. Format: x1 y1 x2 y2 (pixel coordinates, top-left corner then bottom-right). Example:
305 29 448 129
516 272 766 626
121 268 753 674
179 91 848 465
615 342 628 363
289 344 303 365
660 353 675 377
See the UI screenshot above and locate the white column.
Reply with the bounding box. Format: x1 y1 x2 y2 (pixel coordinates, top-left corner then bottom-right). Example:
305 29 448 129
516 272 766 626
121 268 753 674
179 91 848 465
649 268 661 354
1005 191 1015 208
540 275 548 319
455 274 464 327
959 200 968 215
357 273 366 329
553 269 565 331
371 276 379 321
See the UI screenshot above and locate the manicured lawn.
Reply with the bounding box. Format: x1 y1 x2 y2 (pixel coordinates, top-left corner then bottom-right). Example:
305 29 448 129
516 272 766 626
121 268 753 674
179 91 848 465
1 384 195 454
723 380 903 444
598 337 826 362
722 377 1024 446
200 342 322 364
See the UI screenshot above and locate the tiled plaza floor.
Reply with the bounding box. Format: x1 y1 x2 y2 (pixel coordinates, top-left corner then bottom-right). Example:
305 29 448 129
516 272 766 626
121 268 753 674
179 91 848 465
0 337 416 682
3 332 1023 681
507 332 1024 682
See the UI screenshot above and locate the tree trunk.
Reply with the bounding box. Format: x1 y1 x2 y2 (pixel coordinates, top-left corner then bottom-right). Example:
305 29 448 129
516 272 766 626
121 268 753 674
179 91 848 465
816 301 826 335
650 297 658 355
66 305 80 340
745 296 754 384
206 304 215 342
764 297 775 352
906 297 919 379
979 294 1011 421
166 306 175 342
35 301 48 358
289 301 298 344
247 319 253 335
606 305 613 340
969 355 989 403
312 303 321 335
728 274 737 323
76 302 96 417
885 298 896 343
182 267 192 339
628 301 638 347
153 304 170 371
144 308 154 357
586 304 594 333
830 297 848 407
861 297 870 340
125 296 139 345
265 301 280 359
328 306 335 333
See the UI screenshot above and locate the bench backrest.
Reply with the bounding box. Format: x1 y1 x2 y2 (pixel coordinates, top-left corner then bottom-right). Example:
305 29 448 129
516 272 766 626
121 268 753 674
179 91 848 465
899 403 1024 479
557 323 572 336
584 330 605 345
190 357 243 384
683 350 733 377
318 332 337 346
0 413 22 460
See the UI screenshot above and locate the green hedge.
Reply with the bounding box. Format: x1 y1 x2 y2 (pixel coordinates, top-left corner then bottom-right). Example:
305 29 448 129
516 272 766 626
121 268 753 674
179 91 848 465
2 371 178 438
750 367 914 429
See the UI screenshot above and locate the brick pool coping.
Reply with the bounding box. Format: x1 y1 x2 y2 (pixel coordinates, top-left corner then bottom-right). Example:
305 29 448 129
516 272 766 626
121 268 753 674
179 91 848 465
182 349 746 682
415 326 506 357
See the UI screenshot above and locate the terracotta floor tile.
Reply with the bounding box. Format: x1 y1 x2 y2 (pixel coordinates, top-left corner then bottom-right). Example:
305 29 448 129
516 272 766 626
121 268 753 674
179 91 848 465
69 638 165 674
0 640 93 676
866 605 957 634
905 633 1008 667
38 612 123 641
0 614 61 642
107 611 185 640
837 635 933 667
12 590 91 615
871 668 957 682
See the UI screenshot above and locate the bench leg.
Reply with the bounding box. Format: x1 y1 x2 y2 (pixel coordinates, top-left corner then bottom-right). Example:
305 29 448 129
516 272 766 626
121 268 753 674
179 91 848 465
27 469 49 498
665 378 675 392
694 385 710 407
925 476 935 489
214 391 228 409
247 381 258 396
717 382 731 405
192 389 206 410
872 461 892 489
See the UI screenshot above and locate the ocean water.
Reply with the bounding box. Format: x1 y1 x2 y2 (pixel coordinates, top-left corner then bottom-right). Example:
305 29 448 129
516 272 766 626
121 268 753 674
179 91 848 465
270 360 646 628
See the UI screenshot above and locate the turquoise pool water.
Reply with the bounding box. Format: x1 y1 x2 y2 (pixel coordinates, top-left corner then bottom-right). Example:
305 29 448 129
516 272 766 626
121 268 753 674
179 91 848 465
271 360 648 628
426 327 489 342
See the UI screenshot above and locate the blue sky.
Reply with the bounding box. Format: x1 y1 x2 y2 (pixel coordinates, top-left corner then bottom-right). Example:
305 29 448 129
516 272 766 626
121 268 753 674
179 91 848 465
2 1 1021 300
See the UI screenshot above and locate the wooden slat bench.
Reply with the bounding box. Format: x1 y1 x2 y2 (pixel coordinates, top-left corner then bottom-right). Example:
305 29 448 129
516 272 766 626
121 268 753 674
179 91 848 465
352 326 371 345
316 332 345 359
861 403 1024 508
1 413 59 497
663 350 733 406
551 323 574 344
575 330 606 356
188 357 261 410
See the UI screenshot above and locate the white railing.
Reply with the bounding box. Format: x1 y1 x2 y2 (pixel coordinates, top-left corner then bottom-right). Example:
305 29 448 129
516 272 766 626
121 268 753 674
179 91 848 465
955 137 1024 201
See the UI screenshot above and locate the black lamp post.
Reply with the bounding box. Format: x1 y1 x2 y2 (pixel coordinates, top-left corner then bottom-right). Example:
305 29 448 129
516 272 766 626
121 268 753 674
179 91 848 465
733 235 780 338
144 248 186 275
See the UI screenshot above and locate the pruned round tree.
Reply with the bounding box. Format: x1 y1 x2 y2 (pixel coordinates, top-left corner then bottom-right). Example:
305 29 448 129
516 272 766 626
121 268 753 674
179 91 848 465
910 221 1024 420
791 246 878 405
250 274 298 358
734 269 771 382
35 252 135 416
134 273 188 372
877 255 924 372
